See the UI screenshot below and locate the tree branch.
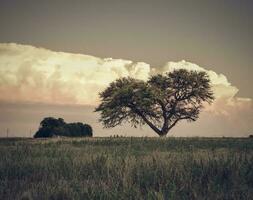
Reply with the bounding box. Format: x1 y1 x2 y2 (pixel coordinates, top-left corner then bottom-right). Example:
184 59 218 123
129 104 162 135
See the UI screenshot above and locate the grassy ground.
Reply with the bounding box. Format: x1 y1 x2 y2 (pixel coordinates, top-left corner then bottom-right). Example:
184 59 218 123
0 137 253 200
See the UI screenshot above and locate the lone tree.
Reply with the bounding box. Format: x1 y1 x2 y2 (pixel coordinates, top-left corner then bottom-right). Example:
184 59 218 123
95 69 214 137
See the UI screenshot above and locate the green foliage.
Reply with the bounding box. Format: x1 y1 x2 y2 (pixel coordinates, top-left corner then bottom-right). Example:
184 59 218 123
0 137 253 199
34 117 92 138
95 69 214 136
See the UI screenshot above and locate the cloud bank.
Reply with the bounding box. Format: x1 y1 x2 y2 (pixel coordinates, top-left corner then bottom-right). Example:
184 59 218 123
0 43 252 136
0 43 151 105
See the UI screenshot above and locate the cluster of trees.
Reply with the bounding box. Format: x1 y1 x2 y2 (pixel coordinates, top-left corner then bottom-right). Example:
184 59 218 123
34 69 213 138
34 117 92 138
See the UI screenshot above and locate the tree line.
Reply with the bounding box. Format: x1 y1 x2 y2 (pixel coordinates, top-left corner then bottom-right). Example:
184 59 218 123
34 117 92 138
34 69 214 138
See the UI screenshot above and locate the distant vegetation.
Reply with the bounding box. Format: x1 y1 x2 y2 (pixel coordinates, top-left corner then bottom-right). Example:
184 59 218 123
96 69 214 137
34 117 92 138
1 137 252 199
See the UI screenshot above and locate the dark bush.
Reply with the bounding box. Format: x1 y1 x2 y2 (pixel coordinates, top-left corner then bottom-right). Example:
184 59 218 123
34 117 92 138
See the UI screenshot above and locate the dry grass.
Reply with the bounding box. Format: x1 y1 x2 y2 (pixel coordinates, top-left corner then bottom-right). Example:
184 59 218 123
0 137 253 199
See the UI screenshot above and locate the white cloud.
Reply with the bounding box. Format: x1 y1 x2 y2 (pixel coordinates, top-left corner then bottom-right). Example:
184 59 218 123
160 60 238 99
0 43 151 105
0 43 252 115
158 60 253 118
0 43 252 137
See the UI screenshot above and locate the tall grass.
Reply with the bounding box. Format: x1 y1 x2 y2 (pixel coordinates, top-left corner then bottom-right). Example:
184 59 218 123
0 137 253 199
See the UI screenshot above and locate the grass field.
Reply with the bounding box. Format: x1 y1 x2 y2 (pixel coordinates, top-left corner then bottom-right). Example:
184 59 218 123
0 137 253 200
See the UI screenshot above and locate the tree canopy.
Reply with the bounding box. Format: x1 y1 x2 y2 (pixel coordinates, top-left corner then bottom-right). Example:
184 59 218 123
34 117 93 138
95 69 214 136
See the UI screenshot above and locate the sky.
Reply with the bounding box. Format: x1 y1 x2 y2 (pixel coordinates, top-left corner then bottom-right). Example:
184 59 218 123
0 0 252 137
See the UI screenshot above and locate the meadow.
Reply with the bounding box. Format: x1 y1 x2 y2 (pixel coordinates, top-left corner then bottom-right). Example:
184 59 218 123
0 137 253 200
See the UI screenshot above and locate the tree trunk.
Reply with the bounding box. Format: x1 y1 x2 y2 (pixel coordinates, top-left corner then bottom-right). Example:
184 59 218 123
159 134 167 137
159 130 168 137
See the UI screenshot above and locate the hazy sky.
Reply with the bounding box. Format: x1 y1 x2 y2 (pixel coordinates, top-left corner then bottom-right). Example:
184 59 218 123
1 0 252 98
0 0 252 137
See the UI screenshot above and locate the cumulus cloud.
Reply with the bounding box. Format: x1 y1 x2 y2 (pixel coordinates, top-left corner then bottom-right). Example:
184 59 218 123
0 43 151 105
0 43 251 109
0 43 252 137
157 60 252 118
159 60 238 99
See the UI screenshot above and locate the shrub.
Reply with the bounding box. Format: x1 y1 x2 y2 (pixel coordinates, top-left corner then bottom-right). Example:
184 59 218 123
34 117 92 138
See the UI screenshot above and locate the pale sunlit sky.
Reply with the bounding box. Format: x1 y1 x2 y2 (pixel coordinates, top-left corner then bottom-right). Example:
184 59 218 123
0 0 252 137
